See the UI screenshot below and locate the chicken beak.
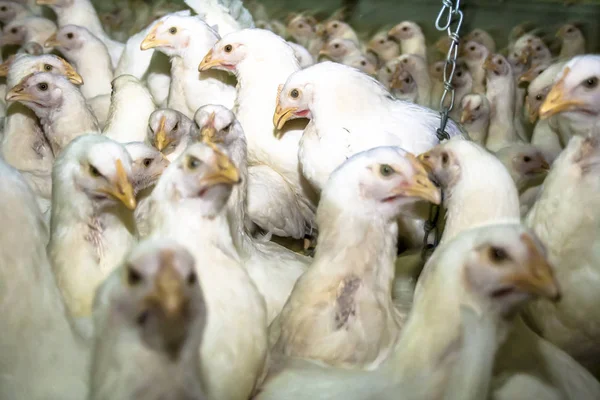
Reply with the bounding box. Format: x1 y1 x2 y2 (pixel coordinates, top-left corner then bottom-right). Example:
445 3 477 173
273 105 298 130
417 151 435 172
198 49 222 72
539 68 585 119
503 234 561 301
36 0 57 4
200 147 240 187
99 159 137 210
5 82 34 103
482 55 496 73
44 33 60 48
199 112 217 143
531 159 550 174
140 23 167 50
0 56 14 77
525 98 539 124
556 27 566 39
460 109 473 125
154 116 171 152
391 154 441 205
145 261 188 320
318 49 329 57
58 57 84 85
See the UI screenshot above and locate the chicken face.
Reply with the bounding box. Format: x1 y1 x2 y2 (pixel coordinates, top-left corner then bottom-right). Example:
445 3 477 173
109 241 205 359
273 82 313 130
0 1 26 24
319 38 355 62
163 143 240 210
519 64 547 87
5 72 65 109
460 94 489 125
525 86 551 123
1 22 26 46
140 19 194 56
429 61 445 82
367 33 398 60
378 59 401 89
0 55 15 77
512 147 549 181
388 21 420 41
557 24 583 43
322 20 352 40
539 58 600 119
66 137 137 210
418 146 461 190
451 65 471 89
195 105 241 146
460 40 488 62
44 25 87 52
148 109 193 155
325 147 441 221
347 55 377 76
125 143 170 195
464 231 560 316
286 15 316 41
5 54 82 85
483 54 511 78
198 39 247 73
390 68 416 95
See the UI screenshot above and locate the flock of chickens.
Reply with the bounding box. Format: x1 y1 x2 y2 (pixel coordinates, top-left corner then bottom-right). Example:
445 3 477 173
1 0 600 399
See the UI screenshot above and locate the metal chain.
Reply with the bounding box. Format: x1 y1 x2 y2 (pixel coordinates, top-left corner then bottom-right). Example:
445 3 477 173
421 0 463 261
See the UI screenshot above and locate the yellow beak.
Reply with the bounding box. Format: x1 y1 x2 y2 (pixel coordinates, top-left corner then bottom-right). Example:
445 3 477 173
273 104 298 131
391 154 441 205
140 23 168 50
36 0 57 4
503 234 561 301
198 49 222 72
5 81 35 103
154 116 172 152
58 56 84 85
417 151 436 173
460 109 473 125
482 54 498 74
199 112 217 143
539 67 585 119
143 260 189 319
200 147 240 187
98 159 137 210
525 97 539 124
44 33 60 48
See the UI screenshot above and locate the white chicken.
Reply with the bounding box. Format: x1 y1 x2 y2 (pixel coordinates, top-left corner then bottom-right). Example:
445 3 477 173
147 108 197 162
199 28 318 240
90 240 207 400
274 61 462 192
48 135 137 318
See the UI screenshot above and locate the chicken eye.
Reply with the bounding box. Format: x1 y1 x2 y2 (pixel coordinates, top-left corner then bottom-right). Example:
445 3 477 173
402 58 408 63
168 27 177 35
379 164 394 177
489 246 509 263
567 28 574 33
290 88 300 98
187 156 201 170
333 43 340 49
497 59 503 65
361 60 366 66
469 46 475 51
37 82 48 91
10 28 17 34
222 123 232 132
298 23 304 29
535 94 543 101
43 64 53 71
379 39 385 44
386 67 392 74
224 44 233 52
404 77 411 84
456 71 463 77
583 77 598 89
441 152 449 165
332 23 339 29
142 158 152 167
89 164 102 177
187 272 197 285
127 267 143 285
0 6 6 11
523 156 532 163
172 122 179 132
535 46 542 51
401 26 408 32
66 32 74 39
474 105 480 111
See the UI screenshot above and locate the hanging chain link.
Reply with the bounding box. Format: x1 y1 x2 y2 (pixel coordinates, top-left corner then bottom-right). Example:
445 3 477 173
421 0 463 261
